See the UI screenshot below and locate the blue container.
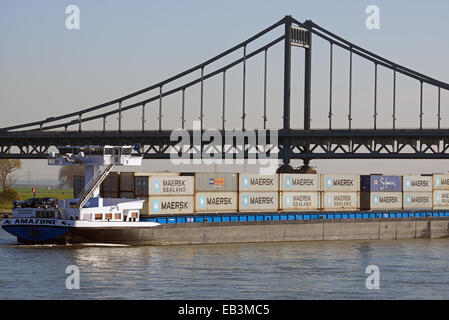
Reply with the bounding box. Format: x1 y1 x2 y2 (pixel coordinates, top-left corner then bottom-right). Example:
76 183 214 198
369 213 376 219
319 214 327 220
213 216 221 222
376 213 383 218
248 215 256 222
296 214 303 220
445 212 449 217
349 213 355 219
204 216 213 222
280 215 287 221
256 215 263 221
328 214 335 220
356 213 362 219
167 218 176 224
334 214 341 219
342 214 349 219
311 214 318 220
272 215 280 221
304 214 310 220
363 213 369 219
230 216 239 222
369 175 403 192
402 213 409 218
238 215 247 222
222 216 230 222
157 218 167 224
194 217 204 223
288 215 295 221
176 217 186 223
264 215 272 221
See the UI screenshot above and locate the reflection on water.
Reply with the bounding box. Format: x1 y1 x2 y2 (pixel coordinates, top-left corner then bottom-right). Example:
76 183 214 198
0 228 448 299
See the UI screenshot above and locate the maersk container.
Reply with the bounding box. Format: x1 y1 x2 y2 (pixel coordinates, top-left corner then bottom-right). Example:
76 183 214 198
120 172 135 192
147 196 194 215
195 192 238 213
101 172 120 193
239 192 279 212
239 174 279 192
320 174 360 192
279 174 319 192
322 192 359 210
403 192 432 209
148 176 194 196
433 190 449 208
195 173 238 192
433 174 449 190
402 175 433 192
280 192 318 211
370 192 402 210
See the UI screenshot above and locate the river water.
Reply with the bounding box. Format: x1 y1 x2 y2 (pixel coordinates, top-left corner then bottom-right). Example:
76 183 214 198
0 228 448 300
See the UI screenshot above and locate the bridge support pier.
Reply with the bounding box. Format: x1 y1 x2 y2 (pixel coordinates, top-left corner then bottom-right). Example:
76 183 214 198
276 159 316 174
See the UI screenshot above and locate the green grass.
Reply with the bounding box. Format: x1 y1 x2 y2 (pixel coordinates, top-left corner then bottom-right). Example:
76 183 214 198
0 188 73 212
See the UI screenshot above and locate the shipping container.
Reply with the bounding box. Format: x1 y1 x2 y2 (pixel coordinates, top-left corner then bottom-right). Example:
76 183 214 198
433 174 449 190
134 175 150 196
149 176 194 195
370 192 402 210
102 172 120 193
120 172 135 192
322 192 359 210
119 192 135 199
320 174 360 192
369 175 402 192
195 173 238 192
195 192 238 213
239 192 279 212
102 191 119 198
403 192 432 209
279 174 319 192
403 175 433 192
433 190 449 208
73 175 84 198
147 196 194 214
239 174 279 192
280 192 318 211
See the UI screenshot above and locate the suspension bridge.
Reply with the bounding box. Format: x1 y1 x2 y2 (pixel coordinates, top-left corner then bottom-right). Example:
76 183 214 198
0 16 448 172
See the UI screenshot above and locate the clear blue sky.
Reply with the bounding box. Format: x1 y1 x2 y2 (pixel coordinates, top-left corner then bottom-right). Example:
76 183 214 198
1 1 448 182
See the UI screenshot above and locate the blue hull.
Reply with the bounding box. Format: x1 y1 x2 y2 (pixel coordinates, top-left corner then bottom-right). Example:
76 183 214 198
2 225 73 243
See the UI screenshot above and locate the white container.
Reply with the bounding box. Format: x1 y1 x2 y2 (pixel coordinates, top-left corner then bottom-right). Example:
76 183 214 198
320 174 360 192
239 174 279 192
322 192 359 210
433 174 449 190
195 192 238 213
370 192 402 210
279 174 319 192
147 196 194 215
148 176 194 195
239 192 279 212
433 191 449 208
403 192 432 209
403 175 433 192
280 192 318 211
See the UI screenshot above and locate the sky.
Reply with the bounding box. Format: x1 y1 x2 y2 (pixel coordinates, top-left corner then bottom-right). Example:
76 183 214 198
1 0 449 183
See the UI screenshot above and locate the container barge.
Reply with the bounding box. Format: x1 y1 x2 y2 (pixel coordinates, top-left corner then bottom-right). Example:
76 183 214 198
2 145 449 245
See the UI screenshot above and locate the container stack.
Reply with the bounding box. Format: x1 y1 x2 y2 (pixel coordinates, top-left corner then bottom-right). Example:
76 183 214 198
100 172 120 198
119 172 135 199
238 174 279 213
320 174 360 210
279 174 319 211
402 175 433 209
432 174 449 209
194 173 238 213
361 175 402 210
145 175 195 215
